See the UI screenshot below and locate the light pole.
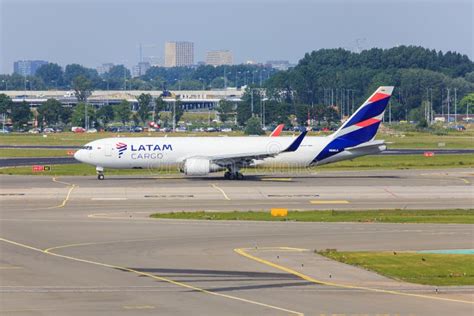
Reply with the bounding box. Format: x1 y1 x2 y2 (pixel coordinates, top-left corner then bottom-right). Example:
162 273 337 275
172 100 176 132
24 77 28 99
235 71 240 88
250 89 254 114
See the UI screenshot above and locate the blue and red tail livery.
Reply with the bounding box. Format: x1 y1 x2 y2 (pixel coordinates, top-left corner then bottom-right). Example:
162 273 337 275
314 86 394 163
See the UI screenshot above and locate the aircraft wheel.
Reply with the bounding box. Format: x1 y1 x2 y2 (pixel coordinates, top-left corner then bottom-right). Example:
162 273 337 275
98 174 105 180
236 172 244 180
228 173 236 180
224 171 231 180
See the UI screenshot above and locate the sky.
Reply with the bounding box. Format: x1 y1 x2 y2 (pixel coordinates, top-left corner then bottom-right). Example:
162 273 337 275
0 0 472 74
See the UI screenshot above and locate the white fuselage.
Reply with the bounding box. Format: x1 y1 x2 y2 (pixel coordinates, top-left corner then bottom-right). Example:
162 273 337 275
74 135 386 172
75 136 329 170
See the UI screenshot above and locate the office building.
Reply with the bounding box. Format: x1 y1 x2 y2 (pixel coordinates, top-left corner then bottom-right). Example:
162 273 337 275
132 62 151 77
97 63 115 75
266 60 292 71
205 50 233 66
13 60 48 76
164 41 194 67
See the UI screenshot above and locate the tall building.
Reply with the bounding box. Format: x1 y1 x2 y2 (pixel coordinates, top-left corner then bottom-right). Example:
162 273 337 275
13 60 48 76
97 63 115 75
266 60 292 71
205 50 233 66
132 62 151 77
164 41 194 67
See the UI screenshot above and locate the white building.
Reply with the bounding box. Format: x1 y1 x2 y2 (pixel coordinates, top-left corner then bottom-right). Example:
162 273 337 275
132 62 151 77
164 41 194 67
205 50 233 66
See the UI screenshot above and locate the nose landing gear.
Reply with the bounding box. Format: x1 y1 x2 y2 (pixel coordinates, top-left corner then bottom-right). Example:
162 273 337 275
96 166 105 180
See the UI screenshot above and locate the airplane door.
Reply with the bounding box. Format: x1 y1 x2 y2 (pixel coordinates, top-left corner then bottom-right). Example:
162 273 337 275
105 144 112 157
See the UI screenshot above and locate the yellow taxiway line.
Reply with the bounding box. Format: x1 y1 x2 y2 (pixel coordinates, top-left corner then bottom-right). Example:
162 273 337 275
48 177 76 209
234 247 473 305
0 237 303 315
310 200 349 204
211 183 231 200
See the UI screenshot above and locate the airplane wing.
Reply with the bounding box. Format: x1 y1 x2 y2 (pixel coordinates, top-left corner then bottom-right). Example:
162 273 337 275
186 130 307 168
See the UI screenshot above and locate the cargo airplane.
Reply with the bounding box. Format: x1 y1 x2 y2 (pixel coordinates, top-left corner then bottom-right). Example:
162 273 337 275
74 86 394 180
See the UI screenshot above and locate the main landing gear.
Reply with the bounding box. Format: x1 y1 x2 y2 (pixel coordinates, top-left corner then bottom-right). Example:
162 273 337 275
96 166 105 180
224 167 244 180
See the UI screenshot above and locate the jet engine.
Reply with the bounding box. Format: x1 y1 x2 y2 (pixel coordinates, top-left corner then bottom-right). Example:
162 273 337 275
182 158 224 176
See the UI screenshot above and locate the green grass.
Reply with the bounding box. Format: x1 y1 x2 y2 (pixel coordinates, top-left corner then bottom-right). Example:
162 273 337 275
0 154 472 176
316 153 474 170
150 209 474 224
0 163 175 176
380 131 474 149
0 132 248 146
318 250 474 286
0 149 71 158
1 129 473 149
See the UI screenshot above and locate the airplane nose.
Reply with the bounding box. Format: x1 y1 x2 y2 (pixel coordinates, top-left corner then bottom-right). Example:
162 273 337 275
74 150 84 162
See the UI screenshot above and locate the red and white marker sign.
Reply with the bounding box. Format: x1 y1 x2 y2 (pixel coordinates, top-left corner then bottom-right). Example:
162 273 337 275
424 151 435 157
32 165 44 172
67 150 75 156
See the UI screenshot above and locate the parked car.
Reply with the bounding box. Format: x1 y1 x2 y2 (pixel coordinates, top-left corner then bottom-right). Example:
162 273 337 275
71 126 85 133
86 128 98 133
43 127 55 133
132 126 144 133
28 128 41 134
452 125 466 131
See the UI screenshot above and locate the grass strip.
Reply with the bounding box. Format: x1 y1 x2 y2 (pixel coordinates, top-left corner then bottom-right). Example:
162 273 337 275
317 250 474 286
150 209 474 224
0 149 71 158
0 154 472 176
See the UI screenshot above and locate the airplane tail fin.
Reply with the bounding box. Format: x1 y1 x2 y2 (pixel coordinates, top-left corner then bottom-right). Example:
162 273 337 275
331 86 394 144
313 86 394 163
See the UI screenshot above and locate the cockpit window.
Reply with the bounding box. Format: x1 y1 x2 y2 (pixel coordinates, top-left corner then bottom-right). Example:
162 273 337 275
82 146 93 150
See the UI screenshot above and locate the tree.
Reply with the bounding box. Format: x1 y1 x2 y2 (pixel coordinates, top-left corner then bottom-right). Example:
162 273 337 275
36 63 63 88
11 102 31 129
132 113 140 126
137 93 152 124
104 65 131 90
244 116 264 135
96 105 115 125
154 97 166 121
0 94 12 117
114 100 132 124
295 104 310 126
37 99 64 126
174 100 184 124
71 103 95 127
72 75 93 102
236 102 251 126
64 64 99 85
217 100 234 122
60 107 73 125
459 93 474 115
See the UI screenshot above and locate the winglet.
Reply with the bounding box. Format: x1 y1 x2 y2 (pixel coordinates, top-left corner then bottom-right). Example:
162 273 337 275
270 124 284 137
283 130 308 152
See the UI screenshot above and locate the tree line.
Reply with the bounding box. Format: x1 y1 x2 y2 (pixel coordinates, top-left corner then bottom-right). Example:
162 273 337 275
0 63 276 92
263 46 473 122
0 93 172 130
